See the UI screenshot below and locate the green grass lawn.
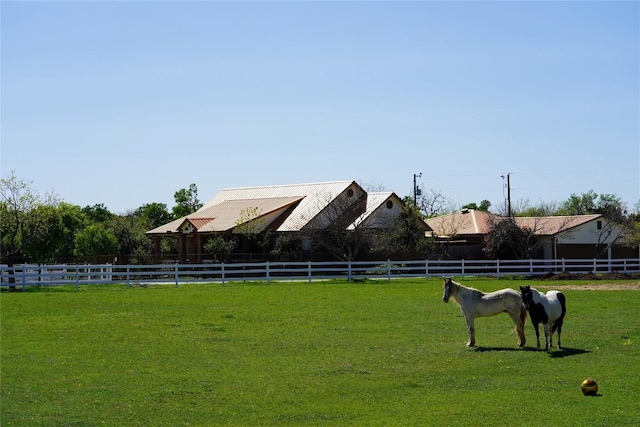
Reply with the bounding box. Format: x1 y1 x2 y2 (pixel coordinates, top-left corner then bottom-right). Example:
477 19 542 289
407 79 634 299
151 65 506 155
2 278 639 426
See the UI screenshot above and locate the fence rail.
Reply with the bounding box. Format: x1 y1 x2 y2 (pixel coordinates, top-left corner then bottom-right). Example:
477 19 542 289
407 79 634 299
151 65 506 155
2 258 639 290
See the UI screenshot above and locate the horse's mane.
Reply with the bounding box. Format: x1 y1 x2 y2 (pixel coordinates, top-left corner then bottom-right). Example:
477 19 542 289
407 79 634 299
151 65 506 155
449 280 485 297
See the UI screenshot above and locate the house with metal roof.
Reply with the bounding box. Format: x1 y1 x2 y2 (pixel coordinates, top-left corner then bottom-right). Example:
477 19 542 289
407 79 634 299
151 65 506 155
146 180 430 262
425 209 634 260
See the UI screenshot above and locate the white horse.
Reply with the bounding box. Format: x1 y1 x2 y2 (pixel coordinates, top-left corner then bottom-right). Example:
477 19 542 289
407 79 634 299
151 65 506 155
442 278 527 347
519 285 566 351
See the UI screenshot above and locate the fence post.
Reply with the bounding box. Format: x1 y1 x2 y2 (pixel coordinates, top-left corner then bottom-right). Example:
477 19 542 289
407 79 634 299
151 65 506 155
530 259 533 275
562 258 565 272
425 259 429 278
308 261 312 283
266 261 270 284
461 259 465 279
496 259 500 278
126 265 130 289
174 263 179 287
22 266 26 291
592 258 597 274
387 259 391 281
75 265 79 290
221 263 225 286
348 261 352 282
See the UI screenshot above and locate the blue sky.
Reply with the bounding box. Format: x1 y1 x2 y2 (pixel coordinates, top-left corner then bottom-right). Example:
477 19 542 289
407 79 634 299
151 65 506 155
2 1 638 214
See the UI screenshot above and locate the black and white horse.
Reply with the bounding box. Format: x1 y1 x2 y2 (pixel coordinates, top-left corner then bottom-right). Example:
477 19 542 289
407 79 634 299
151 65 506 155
442 278 527 347
519 285 566 351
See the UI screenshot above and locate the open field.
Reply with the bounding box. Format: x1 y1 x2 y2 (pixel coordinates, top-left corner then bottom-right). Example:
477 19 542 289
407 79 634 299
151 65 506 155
2 278 639 426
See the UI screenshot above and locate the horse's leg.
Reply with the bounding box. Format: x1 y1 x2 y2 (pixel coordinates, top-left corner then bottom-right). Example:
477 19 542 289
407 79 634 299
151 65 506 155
552 318 564 349
465 315 476 347
533 322 541 350
508 310 525 347
543 323 550 351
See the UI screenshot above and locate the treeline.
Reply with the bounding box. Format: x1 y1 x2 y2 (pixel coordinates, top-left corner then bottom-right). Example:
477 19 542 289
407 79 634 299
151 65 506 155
2 171 639 266
1 172 202 266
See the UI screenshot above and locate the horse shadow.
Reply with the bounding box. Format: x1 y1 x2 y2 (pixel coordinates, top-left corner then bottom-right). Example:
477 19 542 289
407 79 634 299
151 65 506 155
473 346 590 358
547 347 590 358
474 346 538 353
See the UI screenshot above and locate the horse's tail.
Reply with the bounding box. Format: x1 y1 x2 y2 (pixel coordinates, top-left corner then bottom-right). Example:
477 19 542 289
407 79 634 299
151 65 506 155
520 303 527 326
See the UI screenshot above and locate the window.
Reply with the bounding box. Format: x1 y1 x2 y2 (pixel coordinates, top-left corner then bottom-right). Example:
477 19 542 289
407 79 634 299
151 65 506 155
386 200 393 209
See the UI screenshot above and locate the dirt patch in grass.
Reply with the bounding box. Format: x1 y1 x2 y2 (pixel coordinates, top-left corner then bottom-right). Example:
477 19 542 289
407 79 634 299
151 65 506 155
530 271 639 290
540 283 640 291
529 271 640 290
536 271 640 281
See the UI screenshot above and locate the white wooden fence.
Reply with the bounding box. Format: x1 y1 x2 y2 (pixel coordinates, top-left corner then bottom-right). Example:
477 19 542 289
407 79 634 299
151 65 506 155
1 258 639 290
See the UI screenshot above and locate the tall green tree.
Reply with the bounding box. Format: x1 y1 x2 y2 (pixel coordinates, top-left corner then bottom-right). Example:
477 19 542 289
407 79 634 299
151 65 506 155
21 205 66 265
82 203 114 223
106 215 153 264
172 183 202 218
134 202 173 228
73 224 120 261
57 203 90 259
1 171 60 264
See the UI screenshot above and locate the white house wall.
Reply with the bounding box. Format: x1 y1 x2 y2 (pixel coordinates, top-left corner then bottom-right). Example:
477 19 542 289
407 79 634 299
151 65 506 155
556 219 623 245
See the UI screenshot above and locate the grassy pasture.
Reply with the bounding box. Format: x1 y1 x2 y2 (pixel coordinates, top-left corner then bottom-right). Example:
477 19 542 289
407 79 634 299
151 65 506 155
1 278 639 426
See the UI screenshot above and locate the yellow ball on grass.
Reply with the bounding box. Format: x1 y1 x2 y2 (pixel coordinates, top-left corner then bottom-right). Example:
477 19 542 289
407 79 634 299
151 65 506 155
581 378 598 396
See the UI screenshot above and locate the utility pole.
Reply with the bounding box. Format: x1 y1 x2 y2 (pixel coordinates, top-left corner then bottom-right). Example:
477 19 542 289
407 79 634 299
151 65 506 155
413 173 422 208
506 173 512 217
501 173 512 217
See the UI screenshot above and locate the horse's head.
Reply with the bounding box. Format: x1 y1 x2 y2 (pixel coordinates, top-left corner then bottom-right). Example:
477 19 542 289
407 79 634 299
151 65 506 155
442 278 453 303
519 285 534 310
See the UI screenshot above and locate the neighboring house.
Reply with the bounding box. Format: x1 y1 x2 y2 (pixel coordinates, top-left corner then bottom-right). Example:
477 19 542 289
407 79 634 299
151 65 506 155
146 180 429 262
425 209 636 260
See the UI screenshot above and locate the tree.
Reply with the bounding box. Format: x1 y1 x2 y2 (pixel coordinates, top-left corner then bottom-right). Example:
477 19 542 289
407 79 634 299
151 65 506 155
558 190 630 256
623 201 640 249
82 204 114 223
516 200 560 217
172 183 202 218
302 191 371 261
21 205 66 265
73 224 120 261
134 202 173 228
106 215 153 264
1 171 60 288
371 205 433 258
483 216 535 259
418 189 455 218
462 200 491 211
57 203 90 260
203 235 237 262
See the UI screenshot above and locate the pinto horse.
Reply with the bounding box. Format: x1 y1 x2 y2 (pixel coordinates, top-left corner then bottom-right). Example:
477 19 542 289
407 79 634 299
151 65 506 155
442 278 527 347
519 285 566 351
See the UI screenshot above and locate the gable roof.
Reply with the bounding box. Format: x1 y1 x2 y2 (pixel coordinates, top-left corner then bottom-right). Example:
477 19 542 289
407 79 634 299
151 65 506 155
347 192 431 231
425 209 496 237
177 197 304 233
425 209 604 238
515 214 602 236
147 181 362 235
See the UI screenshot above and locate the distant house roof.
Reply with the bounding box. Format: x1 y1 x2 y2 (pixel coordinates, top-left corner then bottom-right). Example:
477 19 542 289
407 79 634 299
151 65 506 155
515 214 602 235
147 180 370 235
425 209 604 238
147 181 430 237
425 209 496 237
